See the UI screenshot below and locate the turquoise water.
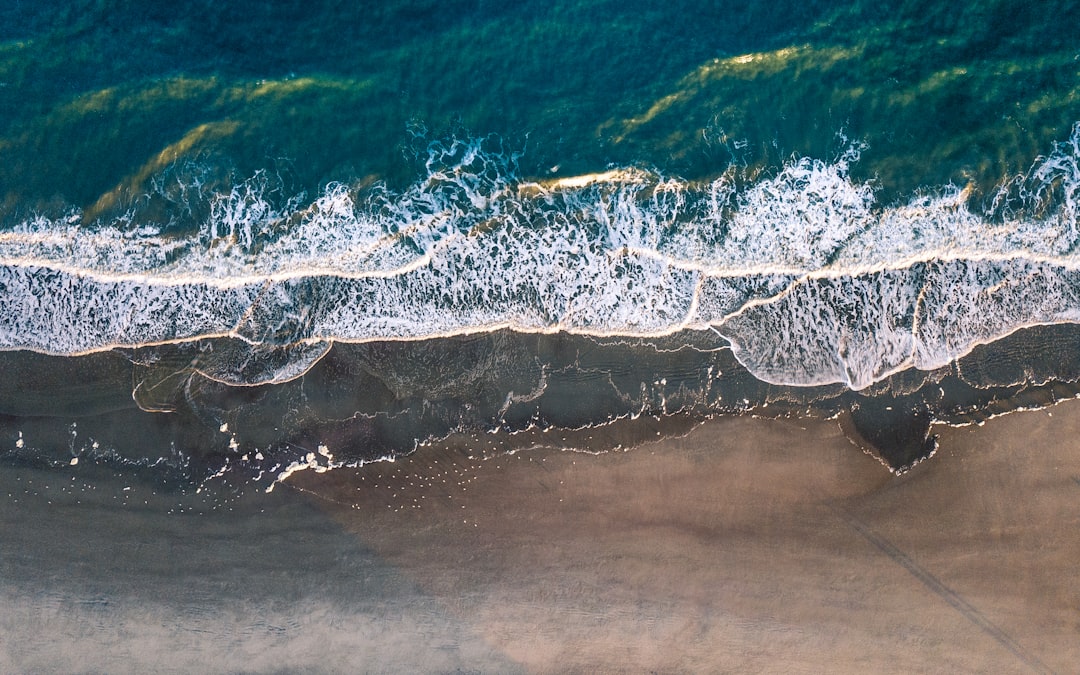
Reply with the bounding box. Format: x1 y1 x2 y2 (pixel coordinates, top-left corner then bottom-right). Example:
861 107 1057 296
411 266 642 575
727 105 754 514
2 1 1077 210
1 1 1079 483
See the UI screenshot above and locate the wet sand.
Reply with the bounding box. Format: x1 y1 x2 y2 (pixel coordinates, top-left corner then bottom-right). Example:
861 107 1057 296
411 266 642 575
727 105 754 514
293 405 1080 673
2 402 1078 672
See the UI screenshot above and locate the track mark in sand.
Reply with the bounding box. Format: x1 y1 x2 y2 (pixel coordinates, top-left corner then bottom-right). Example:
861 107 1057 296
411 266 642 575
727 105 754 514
836 508 1053 675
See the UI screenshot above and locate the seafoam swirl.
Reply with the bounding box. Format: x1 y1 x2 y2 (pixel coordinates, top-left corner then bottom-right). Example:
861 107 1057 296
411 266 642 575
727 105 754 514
2 125 1079 390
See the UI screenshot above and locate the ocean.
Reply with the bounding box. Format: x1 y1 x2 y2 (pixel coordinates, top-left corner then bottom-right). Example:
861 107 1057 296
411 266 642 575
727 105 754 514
2 1 1079 671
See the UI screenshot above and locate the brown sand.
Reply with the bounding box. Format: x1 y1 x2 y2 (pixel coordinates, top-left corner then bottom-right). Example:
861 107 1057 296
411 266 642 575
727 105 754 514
291 403 1080 673
3 402 1076 673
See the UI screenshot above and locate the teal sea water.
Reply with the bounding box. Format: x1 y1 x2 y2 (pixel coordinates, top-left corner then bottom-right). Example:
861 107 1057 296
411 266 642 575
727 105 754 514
1 0 1080 489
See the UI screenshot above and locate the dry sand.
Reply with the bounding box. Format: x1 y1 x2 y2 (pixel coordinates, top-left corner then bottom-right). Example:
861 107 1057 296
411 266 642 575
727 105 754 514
291 403 1080 673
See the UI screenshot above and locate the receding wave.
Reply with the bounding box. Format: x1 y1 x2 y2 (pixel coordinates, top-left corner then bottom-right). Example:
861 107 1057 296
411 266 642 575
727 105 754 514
2 125 1079 390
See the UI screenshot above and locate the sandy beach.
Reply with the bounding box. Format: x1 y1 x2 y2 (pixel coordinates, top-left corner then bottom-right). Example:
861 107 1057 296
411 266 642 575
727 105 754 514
292 404 1080 673
2 401 1078 673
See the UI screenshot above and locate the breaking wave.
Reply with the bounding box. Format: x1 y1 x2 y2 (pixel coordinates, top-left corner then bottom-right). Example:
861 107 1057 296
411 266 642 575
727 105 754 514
2 124 1079 390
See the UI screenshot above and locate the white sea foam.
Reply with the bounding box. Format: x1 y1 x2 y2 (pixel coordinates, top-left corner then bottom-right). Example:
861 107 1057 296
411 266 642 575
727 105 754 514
2 126 1080 389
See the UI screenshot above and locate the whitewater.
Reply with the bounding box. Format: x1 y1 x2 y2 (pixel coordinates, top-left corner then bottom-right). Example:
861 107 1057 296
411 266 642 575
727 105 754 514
1 125 1078 391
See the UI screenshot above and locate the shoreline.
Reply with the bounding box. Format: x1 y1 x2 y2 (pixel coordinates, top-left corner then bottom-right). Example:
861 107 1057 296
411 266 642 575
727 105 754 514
290 400 1080 673
1 399 1077 671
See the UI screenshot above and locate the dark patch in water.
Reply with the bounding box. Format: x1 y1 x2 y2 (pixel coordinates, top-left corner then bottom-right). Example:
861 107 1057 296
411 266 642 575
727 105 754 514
841 396 938 472
4 323 1080 486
